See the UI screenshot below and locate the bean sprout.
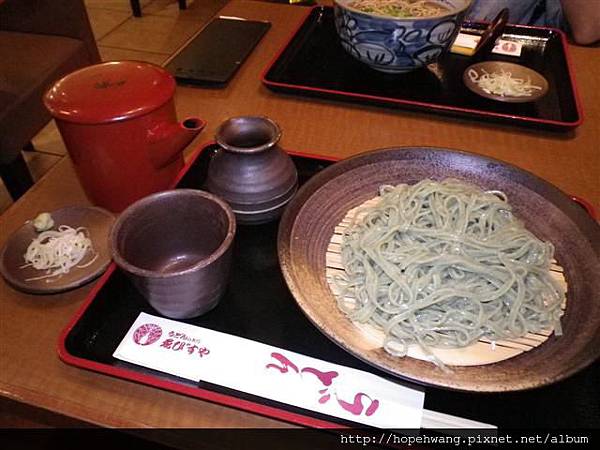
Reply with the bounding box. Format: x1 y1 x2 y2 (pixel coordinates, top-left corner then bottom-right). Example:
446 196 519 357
468 68 543 98
21 225 97 282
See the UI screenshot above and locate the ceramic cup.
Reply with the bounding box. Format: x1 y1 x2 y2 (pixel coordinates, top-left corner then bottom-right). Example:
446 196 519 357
110 189 236 319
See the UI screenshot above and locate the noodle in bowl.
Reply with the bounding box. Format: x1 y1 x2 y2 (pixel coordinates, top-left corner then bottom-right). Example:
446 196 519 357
334 0 472 73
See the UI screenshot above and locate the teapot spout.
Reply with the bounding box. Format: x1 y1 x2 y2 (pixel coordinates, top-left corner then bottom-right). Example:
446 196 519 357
148 117 205 169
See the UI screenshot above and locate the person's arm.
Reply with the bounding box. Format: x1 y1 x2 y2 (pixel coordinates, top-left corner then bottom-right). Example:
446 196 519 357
560 0 600 45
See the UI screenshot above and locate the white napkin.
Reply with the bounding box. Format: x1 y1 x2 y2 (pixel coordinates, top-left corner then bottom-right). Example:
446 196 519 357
114 312 425 428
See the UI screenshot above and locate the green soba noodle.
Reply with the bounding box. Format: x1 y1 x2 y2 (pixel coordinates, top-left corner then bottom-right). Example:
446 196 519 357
334 179 564 366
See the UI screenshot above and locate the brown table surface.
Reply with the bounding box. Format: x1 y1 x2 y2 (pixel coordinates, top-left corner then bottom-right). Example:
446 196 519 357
1 0 599 436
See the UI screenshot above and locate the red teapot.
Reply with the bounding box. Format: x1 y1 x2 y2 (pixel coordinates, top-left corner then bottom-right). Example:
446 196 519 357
44 61 204 212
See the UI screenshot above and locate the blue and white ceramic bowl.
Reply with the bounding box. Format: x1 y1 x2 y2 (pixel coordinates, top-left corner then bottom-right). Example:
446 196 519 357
334 0 472 73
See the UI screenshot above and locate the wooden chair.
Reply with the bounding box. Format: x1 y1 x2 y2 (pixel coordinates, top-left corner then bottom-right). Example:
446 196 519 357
0 0 100 200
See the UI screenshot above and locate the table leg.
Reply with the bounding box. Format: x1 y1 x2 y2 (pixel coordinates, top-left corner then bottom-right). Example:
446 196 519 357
0 151 34 200
130 0 142 17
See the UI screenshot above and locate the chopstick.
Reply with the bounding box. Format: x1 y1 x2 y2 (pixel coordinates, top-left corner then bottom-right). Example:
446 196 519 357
422 409 496 429
451 8 509 57
472 8 509 57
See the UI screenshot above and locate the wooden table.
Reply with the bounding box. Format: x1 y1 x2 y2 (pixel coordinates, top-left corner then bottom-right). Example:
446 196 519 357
1 0 598 441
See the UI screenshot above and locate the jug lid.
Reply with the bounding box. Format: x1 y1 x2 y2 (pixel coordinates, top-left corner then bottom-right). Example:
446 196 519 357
44 61 175 124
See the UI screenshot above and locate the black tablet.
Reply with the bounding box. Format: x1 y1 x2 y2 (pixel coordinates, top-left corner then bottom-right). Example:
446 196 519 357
166 17 271 87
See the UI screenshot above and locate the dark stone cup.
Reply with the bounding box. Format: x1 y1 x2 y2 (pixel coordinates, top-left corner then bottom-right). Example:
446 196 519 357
110 189 236 319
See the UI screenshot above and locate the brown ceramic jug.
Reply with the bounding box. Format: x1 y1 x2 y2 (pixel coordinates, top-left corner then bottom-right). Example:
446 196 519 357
205 116 298 224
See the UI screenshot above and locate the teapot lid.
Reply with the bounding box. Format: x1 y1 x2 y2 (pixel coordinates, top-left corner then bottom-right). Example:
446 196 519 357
44 61 176 124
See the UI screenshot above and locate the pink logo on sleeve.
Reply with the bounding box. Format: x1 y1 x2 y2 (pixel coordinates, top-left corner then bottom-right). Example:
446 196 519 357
266 352 380 418
133 323 162 346
266 352 299 373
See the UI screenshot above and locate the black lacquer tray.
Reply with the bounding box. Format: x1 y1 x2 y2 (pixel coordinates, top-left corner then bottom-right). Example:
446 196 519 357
262 7 582 131
60 143 600 429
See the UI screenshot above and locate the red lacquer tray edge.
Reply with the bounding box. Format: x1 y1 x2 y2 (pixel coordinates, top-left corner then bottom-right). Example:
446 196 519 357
57 142 595 429
261 6 584 130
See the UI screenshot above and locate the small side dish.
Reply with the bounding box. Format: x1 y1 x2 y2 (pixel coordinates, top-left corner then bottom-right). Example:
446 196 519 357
0 206 114 294
463 61 549 103
21 213 98 283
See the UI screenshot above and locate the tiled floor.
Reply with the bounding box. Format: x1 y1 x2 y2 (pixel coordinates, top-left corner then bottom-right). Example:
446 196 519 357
0 0 229 214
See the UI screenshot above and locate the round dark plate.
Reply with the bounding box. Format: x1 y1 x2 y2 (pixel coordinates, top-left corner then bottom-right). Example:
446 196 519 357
278 147 600 392
463 61 549 103
1 206 115 294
